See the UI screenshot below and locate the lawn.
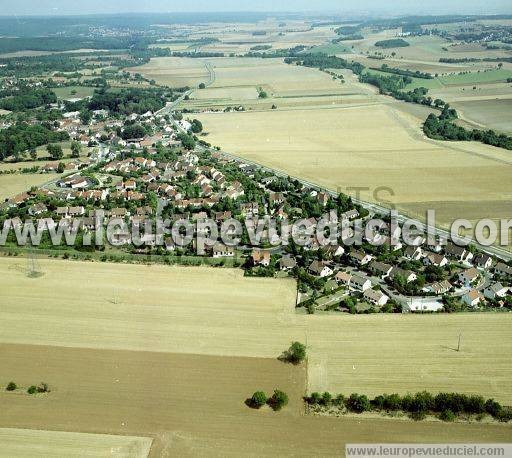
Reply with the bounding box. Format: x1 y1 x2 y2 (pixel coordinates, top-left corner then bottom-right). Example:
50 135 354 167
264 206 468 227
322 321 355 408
53 85 95 100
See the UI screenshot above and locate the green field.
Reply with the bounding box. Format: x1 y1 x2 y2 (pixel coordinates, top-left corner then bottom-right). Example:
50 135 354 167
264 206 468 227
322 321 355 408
53 86 95 100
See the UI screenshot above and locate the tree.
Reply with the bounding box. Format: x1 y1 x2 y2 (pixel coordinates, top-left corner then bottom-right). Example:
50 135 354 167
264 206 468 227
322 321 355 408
27 385 37 395
190 119 203 134
285 341 307 364
249 391 267 409
29 148 37 161
57 162 65 173
346 393 371 413
79 109 92 125
47 143 63 160
6 382 17 391
198 83 206 89
177 133 196 150
71 141 82 158
268 389 289 411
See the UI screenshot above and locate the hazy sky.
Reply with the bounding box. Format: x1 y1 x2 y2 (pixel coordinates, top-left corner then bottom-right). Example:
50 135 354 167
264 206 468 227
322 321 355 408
2 0 512 16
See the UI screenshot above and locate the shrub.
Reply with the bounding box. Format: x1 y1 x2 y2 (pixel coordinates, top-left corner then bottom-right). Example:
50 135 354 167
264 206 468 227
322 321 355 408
439 409 456 422
286 341 307 364
268 389 289 411
27 385 37 394
383 393 402 411
6 381 17 391
410 411 427 421
321 392 332 406
485 399 502 418
308 392 322 404
333 394 345 406
250 391 267 409
346 393 371 413
495 407 512 423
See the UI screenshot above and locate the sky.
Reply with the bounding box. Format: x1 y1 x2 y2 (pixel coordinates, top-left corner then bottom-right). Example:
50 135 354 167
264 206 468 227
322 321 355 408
2 0 512 16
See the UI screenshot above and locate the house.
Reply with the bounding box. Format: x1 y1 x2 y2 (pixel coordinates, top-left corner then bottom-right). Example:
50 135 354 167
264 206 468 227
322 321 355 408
495 262 512 277
335 271 352 286
68 206 85 217
389 267 417 283
474 253 493 270
341 209 359 221
423 252 448 267
363 289 389 307
212 243 235 258
324 244 345 258
484 283 509 300
252 249 271 267
110 208 128 218
349 249 373 266
423 280 452 295
445 243 474 263
462 289 484 307
308 260 333 278
404 245 423 261
316 192 329 206
56 207 68 218
28 203 47 216
279 255 297 271
369 261 393 279
349 275 372 292
458 267 479 287
268 192 285 206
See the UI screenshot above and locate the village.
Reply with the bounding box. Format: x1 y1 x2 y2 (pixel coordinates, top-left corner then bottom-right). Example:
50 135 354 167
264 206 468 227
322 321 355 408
1 95 511 316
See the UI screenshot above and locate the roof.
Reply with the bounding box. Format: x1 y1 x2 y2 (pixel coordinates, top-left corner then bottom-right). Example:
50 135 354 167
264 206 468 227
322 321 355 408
461 267 479 280
309 260 330 275
350 275 371 288
363 289 387 303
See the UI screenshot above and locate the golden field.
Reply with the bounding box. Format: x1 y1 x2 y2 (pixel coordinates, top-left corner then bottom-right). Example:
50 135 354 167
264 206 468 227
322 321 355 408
1 258 512 404
0 173 59 201
195 102 512 229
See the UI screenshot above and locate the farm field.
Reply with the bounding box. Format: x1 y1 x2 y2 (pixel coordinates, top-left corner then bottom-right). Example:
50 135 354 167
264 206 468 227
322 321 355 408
0 428 152 458
1 258 512 403
1 344 509 457
0 173 59 201
452 99 512 134
127 57 210 87
195 103 512 229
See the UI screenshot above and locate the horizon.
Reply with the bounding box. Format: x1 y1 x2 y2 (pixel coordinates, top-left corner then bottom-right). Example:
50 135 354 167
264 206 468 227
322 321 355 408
2 0 512 17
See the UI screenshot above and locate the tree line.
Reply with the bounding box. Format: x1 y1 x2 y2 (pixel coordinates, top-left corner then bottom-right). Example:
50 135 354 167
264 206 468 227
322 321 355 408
306 390 512 422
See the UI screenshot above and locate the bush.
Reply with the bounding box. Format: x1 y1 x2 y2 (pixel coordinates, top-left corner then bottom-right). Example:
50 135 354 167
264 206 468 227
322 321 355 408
495 406 512 423
485 399 502 418
321 392 332 406
250 391 267 409
383 393 402 411
285 341 307 364
346 393 371 413
333 394 345 406
308 392 322 405
27 385 37 394
6 381 17 391
439 409 456 422
268 389 289 411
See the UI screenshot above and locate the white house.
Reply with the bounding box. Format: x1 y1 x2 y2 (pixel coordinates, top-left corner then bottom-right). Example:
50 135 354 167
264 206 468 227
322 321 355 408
349 275 372 292
484 283 508 300
363 289 389 307
308 260 333 278
458 267 479 287
462 289 484 307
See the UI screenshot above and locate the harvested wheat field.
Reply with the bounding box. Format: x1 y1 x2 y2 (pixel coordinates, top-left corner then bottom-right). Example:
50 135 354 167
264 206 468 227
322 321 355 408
128 57 209 87
0 428 152 458
0 344 510 458
1 258 512 404
0 258 301 357
306 313 512 404
0 173 59 201
195 103 512 228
